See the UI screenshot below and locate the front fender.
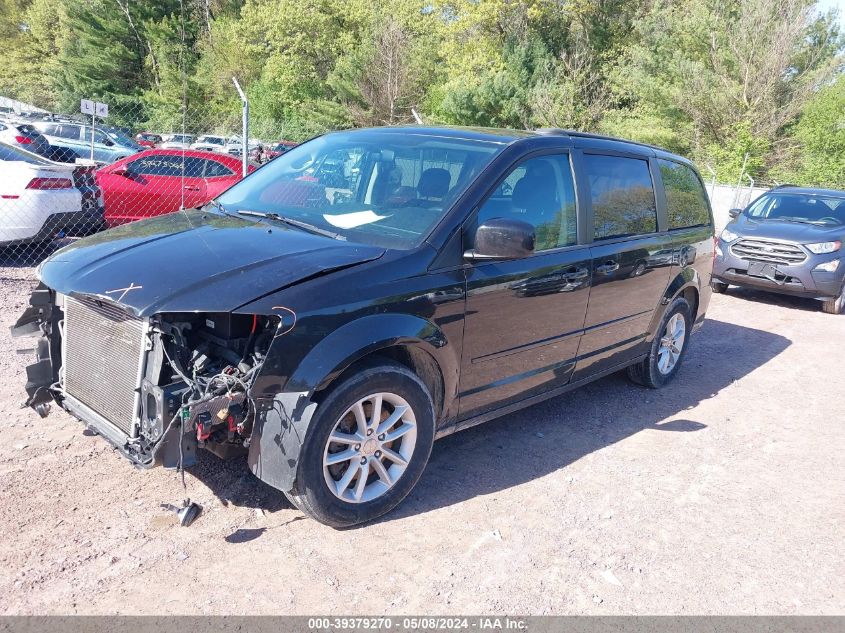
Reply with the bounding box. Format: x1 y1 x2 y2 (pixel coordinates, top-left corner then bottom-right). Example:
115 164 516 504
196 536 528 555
286 313 457 405
246 313 458 493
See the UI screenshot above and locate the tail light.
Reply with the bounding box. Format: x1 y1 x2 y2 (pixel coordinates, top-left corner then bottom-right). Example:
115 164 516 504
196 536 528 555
26 177 73 190
15 135 33 144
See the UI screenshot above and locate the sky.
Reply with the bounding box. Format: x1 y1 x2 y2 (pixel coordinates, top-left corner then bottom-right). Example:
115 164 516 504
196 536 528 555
816 0 845 26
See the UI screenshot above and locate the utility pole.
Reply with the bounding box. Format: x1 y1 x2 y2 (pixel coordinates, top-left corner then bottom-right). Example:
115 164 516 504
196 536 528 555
232 77 249 178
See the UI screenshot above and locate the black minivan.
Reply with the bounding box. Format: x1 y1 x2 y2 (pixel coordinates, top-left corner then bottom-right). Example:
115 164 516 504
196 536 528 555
15 126 715 526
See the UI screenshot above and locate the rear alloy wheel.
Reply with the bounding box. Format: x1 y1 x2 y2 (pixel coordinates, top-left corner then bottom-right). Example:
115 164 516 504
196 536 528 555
627 297 692 388
286 361 434 527
711 280 729 294
821 286 845 315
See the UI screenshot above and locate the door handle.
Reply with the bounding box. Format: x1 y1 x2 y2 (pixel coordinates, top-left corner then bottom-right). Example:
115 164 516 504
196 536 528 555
183 185 200 191
563 266 589 281
596 261 620 275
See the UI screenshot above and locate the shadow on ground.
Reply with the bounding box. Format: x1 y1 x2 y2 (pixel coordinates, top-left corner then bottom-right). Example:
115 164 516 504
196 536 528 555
725 286 828 313
188 318 790 526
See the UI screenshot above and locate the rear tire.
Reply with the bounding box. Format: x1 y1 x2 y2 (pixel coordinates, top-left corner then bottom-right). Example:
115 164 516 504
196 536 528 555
821 287 844 315
285 360 435 528
711 280 728 294
628 297 693 389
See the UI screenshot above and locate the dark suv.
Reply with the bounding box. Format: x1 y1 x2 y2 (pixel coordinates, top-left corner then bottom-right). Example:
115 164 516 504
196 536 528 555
14 126 714 527
712 186 845 314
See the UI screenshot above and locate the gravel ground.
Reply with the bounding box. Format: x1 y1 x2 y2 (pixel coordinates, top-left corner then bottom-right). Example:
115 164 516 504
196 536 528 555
0 264 843 615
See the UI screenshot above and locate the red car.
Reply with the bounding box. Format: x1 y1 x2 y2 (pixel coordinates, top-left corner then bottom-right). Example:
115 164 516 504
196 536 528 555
96 149 254 227
135 133 163 148
267 140 298 160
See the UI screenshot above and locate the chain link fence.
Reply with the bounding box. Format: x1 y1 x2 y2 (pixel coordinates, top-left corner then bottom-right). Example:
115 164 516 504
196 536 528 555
0 98 295 267
1 95 776 267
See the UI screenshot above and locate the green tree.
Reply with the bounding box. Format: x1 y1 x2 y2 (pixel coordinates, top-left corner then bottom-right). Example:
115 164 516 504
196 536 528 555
777 75 845 187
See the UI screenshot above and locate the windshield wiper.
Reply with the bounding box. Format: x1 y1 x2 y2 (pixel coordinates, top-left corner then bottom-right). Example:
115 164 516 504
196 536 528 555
772 216 819 225
236 210 344 240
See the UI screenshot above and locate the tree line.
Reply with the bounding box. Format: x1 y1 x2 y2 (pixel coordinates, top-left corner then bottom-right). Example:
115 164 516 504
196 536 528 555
0 0 842 186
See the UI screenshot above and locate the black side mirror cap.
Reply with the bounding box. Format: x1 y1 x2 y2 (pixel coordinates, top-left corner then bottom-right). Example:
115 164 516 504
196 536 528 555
464 218 535 261
728 208 742 219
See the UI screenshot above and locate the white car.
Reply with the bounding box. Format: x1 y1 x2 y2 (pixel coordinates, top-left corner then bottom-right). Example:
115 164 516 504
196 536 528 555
159 134 195 149
0 142 103 244
191 134 229 152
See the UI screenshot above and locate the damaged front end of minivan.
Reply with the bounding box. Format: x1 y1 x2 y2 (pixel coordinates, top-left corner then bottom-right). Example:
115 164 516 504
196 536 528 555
13 284 283 470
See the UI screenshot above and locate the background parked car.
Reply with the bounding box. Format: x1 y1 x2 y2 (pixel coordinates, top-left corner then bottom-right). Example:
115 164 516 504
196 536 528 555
191 134 228 152
0 141 103 245
135 132 162 148
103 127 144 153
158 133 194 149
267 140 297 160
31 121 137 164
95 148 255 227
712 185 845 314
0 121 52 157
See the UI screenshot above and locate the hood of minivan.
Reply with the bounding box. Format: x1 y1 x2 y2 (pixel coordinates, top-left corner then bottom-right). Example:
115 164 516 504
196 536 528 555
731 214 844 243
38 210 384 317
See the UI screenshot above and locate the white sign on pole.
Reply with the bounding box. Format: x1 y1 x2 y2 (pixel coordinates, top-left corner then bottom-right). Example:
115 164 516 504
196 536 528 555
80 99 94 115
95 102 108 118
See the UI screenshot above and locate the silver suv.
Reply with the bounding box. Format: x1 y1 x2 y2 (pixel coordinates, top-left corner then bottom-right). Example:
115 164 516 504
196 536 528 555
712 186 845 314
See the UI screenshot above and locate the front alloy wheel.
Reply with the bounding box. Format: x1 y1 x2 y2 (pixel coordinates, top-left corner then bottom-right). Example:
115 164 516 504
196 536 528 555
286 360 435 527
322 393 417 503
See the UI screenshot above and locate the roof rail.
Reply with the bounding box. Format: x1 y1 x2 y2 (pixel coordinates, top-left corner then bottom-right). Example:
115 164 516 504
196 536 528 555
533 127 669 152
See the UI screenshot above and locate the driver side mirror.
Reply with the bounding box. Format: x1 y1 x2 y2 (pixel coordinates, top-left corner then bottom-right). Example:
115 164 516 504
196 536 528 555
112 166 130 177
728 208 742 219
464 218 535 261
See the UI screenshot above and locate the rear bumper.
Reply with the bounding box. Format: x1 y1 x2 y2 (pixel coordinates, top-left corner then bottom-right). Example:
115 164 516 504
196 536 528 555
713 245 844 300
32 207 105 240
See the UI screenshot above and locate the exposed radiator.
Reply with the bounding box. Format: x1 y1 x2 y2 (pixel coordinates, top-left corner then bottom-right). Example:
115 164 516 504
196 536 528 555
62 296 147 436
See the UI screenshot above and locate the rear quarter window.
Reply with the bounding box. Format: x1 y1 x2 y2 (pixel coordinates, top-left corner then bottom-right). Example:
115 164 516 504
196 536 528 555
127 155 205 177
203 159 234 177
585 154 658 240
659 159 712 229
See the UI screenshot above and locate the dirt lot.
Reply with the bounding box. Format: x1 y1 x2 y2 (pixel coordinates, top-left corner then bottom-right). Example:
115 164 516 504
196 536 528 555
0 264 843 615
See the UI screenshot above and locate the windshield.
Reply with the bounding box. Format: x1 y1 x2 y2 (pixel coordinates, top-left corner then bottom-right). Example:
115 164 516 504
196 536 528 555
169 135 192 143
106 130 139 147
197 136 225 145
215 130 504 249
746 192 845 226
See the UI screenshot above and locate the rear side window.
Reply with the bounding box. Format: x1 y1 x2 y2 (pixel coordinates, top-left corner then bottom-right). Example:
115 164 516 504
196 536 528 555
127 155 205 177
204 159 234 177
659 159 711 229
475 154 577 251
585 154 657 240
58 125 82 140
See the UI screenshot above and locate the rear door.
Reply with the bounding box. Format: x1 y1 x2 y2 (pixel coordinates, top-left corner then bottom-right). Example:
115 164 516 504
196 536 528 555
458 151 592 421
573 152 672 379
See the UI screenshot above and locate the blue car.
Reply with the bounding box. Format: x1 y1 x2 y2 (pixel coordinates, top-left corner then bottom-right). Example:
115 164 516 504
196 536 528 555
31 121 140 165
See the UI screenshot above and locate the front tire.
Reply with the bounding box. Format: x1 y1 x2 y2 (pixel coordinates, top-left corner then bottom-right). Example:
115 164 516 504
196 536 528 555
285 360 435 528
628 297 692 389
821 286 844 314
711 280 728 294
